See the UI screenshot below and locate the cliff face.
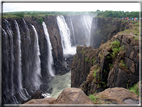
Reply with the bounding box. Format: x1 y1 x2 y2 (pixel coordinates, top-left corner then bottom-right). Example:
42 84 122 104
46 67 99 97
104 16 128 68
71 18 139 95
2 16 69 104
90 17 130 49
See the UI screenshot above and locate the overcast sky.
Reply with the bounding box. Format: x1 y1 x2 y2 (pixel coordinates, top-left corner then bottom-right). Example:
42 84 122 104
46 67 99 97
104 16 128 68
2 2 140 12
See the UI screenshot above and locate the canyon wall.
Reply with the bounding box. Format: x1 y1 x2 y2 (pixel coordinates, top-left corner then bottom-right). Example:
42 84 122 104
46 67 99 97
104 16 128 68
71 17 139 96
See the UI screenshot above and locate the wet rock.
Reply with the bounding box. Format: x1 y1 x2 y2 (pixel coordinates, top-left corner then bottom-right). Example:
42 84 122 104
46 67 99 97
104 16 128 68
54 88 94 104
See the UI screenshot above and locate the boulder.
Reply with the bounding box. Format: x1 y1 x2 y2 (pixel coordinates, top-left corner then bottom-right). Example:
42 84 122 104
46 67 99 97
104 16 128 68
20 98 56 106
54 88 94 104
94 87 139 104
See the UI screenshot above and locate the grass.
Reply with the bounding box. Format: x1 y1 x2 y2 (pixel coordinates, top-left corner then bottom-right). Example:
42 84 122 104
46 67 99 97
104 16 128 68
89 93 101 104
128 84 139 96
117 20 139 36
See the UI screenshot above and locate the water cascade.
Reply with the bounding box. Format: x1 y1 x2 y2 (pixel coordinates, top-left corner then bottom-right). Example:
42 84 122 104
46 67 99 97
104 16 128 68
57 15 76 56
14 20 22 90
31 25 42 90
42 22 55 77
80 15 93 46
69 17 76 45
4 19 14 96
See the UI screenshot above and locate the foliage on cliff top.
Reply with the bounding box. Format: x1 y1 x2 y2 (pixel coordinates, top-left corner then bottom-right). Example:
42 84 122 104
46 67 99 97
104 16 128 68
97 10 139 18
117 20 139 37
3 11 97 18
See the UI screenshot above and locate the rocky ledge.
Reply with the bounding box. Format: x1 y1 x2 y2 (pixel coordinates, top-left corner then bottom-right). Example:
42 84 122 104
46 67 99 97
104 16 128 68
20 86 140 106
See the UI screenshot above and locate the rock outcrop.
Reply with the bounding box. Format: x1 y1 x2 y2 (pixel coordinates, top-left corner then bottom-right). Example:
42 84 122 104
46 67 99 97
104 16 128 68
54 88 94 104
71 45 99 88
21 88 94 105
92 87 139 104
21 98 56 105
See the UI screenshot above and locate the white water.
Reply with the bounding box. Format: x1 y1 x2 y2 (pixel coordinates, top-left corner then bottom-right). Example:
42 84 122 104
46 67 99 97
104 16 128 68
42 22 55 77
69 17 76 45
81 15 93 46
57 15 76 56
14 20 23 90
5 19 14 95
31 25 42 89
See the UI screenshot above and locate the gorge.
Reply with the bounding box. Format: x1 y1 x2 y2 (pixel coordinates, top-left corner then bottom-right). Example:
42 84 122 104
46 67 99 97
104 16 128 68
1 12 140 105
1 13 94 104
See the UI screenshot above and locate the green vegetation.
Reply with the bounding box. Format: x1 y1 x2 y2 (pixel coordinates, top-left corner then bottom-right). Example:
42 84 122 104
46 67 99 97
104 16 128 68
101 81 107 87
37 17 44 25
118 21 139 36
93 69 98 77
73 56 76 59
93 67 100 78
134 35 139 40
3 11 97 19
110 40 121 58
100 54 103 58
92 58 95 64
97 11 139 18
119 60 128 69
85 57 88 62
89 94 100 104
109 63 113 69
128 84 139 96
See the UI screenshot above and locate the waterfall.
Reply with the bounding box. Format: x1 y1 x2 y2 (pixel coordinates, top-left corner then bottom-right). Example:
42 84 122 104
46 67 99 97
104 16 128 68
69 17 76 45
57 15 76 56
31 25 42 90
42 22 55 77
4 19 15 95
14 20 22 90
81 15 93 46
2 28 9 95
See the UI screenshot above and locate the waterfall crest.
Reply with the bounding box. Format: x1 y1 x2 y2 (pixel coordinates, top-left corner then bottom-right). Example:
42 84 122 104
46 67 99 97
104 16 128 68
57 15 76 56
42 22 55 77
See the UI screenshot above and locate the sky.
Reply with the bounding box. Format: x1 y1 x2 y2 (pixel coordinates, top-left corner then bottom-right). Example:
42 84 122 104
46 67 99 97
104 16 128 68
2 2 140 12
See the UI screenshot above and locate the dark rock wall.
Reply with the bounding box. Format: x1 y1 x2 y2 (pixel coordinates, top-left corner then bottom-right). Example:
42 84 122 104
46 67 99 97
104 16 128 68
71 34 139 95
90 17 130 49
71 45 99 87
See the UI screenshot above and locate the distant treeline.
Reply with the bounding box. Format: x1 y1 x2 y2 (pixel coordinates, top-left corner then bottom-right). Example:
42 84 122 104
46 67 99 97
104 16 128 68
3 10 139 19
97 11 139 18
2 11 97 18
